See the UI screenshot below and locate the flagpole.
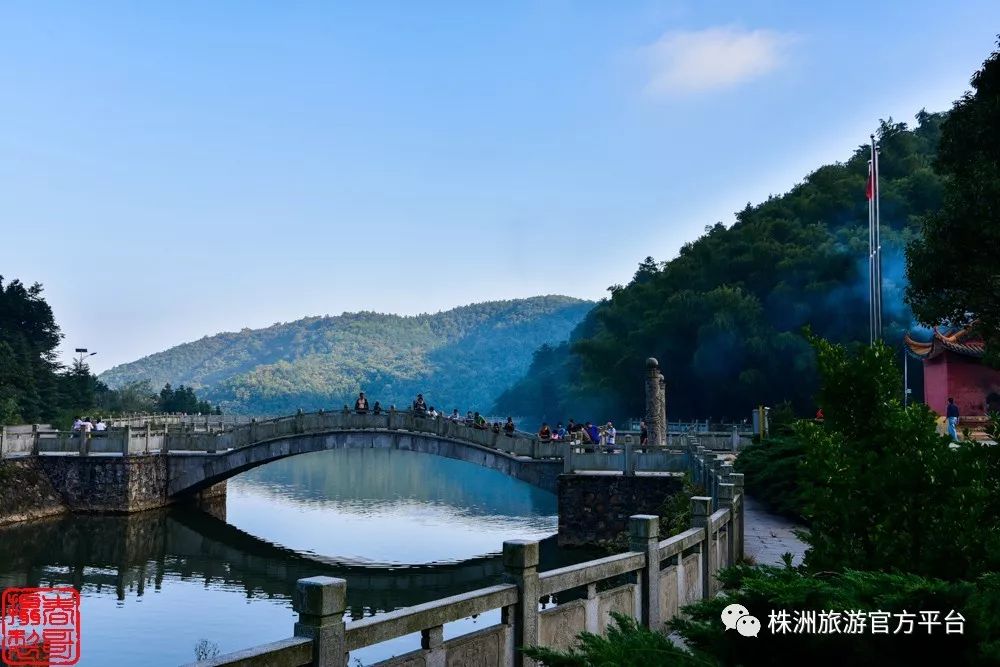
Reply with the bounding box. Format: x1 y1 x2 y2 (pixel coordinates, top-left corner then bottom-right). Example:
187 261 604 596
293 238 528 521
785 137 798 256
870 134 883 343
867 156 875 345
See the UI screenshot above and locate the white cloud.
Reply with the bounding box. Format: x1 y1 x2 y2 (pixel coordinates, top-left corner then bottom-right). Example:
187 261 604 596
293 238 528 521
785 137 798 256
644 26 795 96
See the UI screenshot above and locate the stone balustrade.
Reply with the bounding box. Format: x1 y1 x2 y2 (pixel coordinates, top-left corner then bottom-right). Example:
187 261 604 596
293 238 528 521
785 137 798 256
177 434 742 667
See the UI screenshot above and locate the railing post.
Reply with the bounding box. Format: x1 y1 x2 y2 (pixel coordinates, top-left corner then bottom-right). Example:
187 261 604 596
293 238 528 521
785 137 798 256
145 423 151 454
628 515 662 630
624 442 635 476
31 424 40 456
690 496 713 600
296 408 305 434
78 426 89 456
730 472 745 561
420 625 445 664
709 456 722 501
562 443 574 473
503 540 540 667
717 483 736 568
121 425 132 456
293 576 347 667
388 407 396 430
0 425 5 458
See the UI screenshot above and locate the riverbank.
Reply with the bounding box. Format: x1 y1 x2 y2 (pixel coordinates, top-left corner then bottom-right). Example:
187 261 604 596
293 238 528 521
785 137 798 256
0 458 69 526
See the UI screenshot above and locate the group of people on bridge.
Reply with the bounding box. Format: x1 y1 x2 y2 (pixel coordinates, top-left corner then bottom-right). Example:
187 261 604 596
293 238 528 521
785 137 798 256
536 419 622 451
71 416 107 433
350 392 520 436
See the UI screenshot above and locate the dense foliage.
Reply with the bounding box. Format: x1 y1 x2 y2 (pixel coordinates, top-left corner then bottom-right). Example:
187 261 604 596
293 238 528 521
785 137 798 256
497 113 946 423
798 336 1000 580
0 277 86 424
673 566 1000 667
907 42 1000 364
0 277 218 425
529 566 1000 666
99 296 592 415
732 435 807 521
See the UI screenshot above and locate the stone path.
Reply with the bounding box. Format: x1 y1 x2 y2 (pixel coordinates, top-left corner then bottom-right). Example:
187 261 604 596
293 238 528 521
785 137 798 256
742 495 807 566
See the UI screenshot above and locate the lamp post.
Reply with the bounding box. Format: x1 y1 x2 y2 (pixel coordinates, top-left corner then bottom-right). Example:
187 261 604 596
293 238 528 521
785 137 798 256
74 348 97 367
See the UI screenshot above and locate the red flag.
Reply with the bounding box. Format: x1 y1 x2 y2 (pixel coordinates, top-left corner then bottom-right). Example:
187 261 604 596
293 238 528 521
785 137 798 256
865 162 874 200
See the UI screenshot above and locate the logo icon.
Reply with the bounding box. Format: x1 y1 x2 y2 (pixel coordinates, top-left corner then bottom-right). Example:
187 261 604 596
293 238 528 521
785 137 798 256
721 603 749 630
737 615 761 637
721 602 760 637
1 587 81 666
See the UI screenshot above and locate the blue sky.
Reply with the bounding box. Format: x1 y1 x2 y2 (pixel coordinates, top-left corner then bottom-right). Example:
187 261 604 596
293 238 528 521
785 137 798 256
2 1 998 372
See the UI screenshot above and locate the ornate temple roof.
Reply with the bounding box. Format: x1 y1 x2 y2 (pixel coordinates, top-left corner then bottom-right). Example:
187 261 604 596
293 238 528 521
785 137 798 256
904 326 986 359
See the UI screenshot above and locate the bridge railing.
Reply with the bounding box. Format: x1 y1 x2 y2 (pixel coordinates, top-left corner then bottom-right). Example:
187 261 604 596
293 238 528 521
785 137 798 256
3 412 744 476
186 479 744 667
160 409 551 460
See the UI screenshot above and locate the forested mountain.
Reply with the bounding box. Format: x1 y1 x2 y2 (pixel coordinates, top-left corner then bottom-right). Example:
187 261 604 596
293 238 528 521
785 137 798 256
495 113 946 424
99 296 593 414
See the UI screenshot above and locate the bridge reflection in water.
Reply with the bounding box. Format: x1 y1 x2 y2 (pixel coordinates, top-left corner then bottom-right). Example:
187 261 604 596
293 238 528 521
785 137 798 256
0 506 584 619
0 448 598 666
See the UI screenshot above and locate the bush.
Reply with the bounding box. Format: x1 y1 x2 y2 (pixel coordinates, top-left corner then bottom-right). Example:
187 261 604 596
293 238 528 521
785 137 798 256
523 613 712 666
527 567 1000 666
733 435 807 521
671 565 1000 666
798 336 1000 579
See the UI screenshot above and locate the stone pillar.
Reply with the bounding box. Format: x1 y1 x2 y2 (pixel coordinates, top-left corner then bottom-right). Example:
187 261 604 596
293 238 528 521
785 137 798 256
690 496 713 600
293 576 347 667
628 515 662 630
503 540 540 667
709 457 722 502
660 374 668 436
717 483 736 568
644 358 666 447
730 472 745 561
0 426 6 457
31 424 40 456
121 426 132 456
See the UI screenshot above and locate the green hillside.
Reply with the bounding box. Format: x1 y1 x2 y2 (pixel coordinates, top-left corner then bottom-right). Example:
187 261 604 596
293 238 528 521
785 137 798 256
99 296 593 415
495 113 946 423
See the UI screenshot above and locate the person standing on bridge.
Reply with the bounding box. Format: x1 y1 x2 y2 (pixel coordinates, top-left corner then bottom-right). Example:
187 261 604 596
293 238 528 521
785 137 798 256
354 392 369 415
413 394 428 417
372 401 382 415
605 421 616 452
538 423 552 441
504 417 516 436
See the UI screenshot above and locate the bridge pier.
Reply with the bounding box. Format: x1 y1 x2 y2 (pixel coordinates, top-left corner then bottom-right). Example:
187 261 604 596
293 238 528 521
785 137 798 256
557 473 684 547
35 455 172 514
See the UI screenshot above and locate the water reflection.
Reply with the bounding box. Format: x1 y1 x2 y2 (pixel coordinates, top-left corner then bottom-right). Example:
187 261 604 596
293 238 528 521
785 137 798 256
0 448 597 665
227 448 559 564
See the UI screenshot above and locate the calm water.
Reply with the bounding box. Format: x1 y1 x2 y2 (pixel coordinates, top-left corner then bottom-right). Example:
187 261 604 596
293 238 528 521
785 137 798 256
0 449 592 666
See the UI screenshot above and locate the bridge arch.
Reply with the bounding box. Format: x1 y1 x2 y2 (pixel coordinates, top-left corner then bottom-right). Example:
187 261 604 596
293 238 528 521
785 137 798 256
166 413 560 498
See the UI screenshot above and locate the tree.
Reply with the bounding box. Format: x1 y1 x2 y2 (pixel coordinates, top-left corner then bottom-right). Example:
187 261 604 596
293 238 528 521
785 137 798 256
907 41 1000 363
796 335 1000 580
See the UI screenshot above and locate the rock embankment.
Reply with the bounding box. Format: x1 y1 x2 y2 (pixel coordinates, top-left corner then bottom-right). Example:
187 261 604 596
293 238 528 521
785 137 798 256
0 458 68 526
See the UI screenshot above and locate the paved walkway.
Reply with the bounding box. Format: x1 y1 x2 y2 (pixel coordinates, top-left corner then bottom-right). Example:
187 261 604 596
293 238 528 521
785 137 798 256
742 495 807 566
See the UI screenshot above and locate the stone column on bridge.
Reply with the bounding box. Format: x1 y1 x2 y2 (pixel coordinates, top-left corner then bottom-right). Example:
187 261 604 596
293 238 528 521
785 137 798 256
645 358 667 447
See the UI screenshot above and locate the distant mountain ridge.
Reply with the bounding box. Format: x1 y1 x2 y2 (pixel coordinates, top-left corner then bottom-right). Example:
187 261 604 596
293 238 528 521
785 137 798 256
99 295 593 415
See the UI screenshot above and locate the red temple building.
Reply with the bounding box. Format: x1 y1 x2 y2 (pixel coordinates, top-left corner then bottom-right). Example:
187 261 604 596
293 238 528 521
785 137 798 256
904 326 1000 418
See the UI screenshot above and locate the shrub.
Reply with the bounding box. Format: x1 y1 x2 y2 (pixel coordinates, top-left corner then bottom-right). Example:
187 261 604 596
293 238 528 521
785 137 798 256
733 435 807 521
